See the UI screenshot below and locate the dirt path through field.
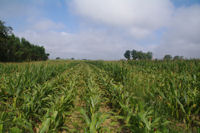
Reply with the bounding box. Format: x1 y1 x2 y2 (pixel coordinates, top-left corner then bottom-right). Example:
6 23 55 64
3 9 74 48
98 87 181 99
62 63 122 132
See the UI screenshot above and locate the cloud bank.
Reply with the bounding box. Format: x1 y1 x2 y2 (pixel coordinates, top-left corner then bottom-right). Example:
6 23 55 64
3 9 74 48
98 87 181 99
71 0 173 38
5 0 200 59
155 5 200 58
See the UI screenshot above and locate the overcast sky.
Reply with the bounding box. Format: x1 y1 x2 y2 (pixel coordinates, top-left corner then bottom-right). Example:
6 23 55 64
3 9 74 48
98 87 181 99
0 0 200 60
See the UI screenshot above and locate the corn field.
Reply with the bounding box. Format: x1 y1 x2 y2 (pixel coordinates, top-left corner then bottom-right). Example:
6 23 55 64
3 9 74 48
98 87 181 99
0 60 199 133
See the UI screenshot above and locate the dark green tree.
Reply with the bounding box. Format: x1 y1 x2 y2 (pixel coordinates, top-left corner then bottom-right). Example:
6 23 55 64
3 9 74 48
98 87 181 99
0 20 49 62
137 51 144 60
124 50 131 60
131 49 153 60
131 49 137 60
0 20 12 37
146 52 153 60
173 56 183 60
163 54 172 60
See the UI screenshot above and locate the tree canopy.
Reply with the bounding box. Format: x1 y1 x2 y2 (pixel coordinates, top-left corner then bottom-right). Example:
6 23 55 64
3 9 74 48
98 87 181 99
0 20 49 62
163 54 184 60
163 55 172 60
173 55 183 60
124 50 131 60
124 49 153 60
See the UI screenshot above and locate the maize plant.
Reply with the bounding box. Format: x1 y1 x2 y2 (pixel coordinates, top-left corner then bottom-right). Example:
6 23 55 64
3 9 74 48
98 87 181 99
0 60 199 132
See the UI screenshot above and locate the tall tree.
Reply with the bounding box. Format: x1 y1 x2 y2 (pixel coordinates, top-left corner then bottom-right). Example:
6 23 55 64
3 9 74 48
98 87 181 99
131 49 153 60
146 52 153 60
124 50 131 60
0 20 49 62
173 55 183 60
0 20 12 37
131 49 137 60
163 54 172 60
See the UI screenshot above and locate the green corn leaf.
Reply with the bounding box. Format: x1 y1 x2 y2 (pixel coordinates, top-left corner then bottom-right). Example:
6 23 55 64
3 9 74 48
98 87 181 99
175 97 186 114
0 124 3 133
9 127 22 133
39 118 51 133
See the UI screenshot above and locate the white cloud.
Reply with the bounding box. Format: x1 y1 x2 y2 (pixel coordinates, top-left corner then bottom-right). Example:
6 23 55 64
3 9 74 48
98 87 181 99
16 29 153 60
32 19 66 31
0 0 40 20
129 27 152 39
5 0 200 59
154 5 200 58
71 0 174 38
70 0 200 58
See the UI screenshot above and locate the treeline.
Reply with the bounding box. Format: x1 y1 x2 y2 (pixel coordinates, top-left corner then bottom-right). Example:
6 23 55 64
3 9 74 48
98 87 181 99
124 49 153 60
163 54 184 60
124 49 185 60
0 20 49 62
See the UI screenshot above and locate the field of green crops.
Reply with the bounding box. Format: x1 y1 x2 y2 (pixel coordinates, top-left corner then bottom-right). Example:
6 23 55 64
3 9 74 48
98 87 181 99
0 60 200 133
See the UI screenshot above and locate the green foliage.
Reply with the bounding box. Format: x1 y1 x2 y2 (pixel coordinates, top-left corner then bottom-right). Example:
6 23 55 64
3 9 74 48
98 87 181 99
89 60 200 132
0 20 12 38
0 61 78 132
79 69 110 132
124 49 153 60
0 60 199 132
124 50 131 60
163 54 172 60
0 20 49 62
173 55 184 60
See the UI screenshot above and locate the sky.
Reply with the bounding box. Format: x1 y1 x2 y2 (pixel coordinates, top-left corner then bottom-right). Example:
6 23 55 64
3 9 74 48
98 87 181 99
0 0 200 60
